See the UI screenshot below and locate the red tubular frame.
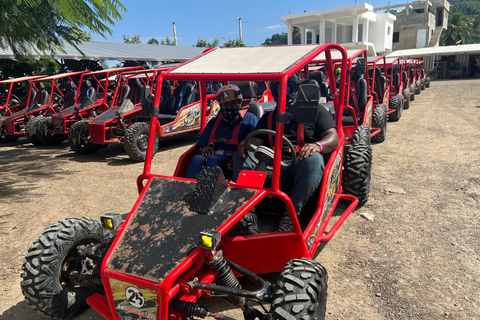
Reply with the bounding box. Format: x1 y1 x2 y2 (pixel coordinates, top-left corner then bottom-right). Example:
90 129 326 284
96 45 358 320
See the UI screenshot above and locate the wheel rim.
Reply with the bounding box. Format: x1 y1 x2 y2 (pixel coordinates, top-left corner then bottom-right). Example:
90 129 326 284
136 131 148 152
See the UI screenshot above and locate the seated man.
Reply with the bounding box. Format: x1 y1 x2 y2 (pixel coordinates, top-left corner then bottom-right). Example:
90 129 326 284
235 75 339 231
186 84 258 179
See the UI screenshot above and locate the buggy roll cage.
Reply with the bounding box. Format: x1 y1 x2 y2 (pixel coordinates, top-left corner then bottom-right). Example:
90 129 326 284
140 44 348 193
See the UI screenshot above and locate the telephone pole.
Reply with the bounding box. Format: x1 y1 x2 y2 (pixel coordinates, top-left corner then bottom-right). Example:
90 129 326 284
173 21 177 45
238 17 243 41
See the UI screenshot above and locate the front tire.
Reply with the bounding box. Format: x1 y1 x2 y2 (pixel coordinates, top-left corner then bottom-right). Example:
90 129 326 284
124 122 158 162
25 116 44 146
415 81 421 94
402 88 410 110
21 217 112 319
0 122 19 143
388 95 401 122
36 116 65 146
343 143 372 206
352 125 371 146
269 258 328 320
68 119 99 155
371 104 387 143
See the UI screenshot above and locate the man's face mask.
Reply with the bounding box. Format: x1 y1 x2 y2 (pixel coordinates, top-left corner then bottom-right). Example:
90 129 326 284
220 100 243 126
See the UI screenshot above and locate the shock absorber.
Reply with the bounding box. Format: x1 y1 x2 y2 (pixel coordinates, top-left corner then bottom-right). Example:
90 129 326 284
206 250 245 306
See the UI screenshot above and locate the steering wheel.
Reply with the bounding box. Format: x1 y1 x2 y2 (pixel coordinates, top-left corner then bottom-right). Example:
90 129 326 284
244 129 297 171
106 89 115 104
52 93 65 106
9 94 21 105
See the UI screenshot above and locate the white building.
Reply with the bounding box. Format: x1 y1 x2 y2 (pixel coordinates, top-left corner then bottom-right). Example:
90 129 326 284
280 3 396 55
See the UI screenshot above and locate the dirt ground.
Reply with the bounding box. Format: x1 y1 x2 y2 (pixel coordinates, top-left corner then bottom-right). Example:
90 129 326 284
1 78 479 320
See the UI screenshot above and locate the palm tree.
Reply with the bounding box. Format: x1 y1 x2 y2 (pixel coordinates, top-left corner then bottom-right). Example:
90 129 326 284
0 0 127 56
441 12 473 46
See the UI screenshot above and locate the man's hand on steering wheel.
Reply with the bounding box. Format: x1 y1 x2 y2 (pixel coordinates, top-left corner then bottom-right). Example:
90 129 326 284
298 143 321 160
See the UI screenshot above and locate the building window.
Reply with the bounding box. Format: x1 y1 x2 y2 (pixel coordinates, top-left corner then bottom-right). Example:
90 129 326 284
393 32 399 43
388 26 391 35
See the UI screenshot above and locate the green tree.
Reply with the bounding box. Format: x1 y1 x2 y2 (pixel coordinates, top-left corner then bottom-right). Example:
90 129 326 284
262 26 309 46
194 38 221 48
441 12 473 45
223 38 246 47
123 34 141 44
161 36 176 46
147 38 160 45
0 0 127 57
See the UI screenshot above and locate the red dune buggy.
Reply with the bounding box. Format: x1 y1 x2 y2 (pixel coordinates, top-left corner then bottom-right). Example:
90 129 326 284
2 71 87 145
81 65 222 161
21 45 361 320
33 67 143 147
0 75 47 143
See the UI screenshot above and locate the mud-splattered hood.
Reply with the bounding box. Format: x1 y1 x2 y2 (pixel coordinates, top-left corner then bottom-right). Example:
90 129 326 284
107 177 257 283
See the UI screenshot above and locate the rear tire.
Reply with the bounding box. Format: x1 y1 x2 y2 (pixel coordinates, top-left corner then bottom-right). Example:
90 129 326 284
21 217 112 319
124 122 158 162
371 104 387 143
269 258 328 320
36 116 65 146
402 88 410 110
25 116 44 146
68 119 99 155
425 77 430 88
409 84 415 101
343 143 372 206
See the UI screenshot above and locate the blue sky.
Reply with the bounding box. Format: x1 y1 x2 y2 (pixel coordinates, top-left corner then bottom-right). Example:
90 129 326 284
90 0 403 47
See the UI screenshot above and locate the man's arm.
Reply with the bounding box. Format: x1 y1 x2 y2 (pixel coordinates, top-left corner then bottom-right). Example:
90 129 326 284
298 128 339 160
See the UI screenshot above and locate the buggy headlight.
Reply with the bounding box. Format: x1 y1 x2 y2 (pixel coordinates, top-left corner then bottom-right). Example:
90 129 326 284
199 230 221 250
100 213 123 230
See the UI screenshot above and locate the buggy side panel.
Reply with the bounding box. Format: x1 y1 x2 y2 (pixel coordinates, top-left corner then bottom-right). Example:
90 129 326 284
107 177 257 283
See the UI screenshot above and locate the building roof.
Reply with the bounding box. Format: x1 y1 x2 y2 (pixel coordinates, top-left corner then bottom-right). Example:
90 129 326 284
387 44 480 58
0 40 205 62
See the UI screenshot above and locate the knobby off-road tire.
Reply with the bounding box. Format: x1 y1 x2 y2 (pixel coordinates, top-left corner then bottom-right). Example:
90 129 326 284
0 122 19 143
388 95 401 122
402 88 411 110
421 78 425 90
25 116 44 146
124 122 158 162
371 104 387 143
352 125 371 146
425 77 431 88
343 143 372 206
409 84 415 101
36 116 65 146
68 119 100 155
415 81 421 95
21 217 113 319
269 258 328 320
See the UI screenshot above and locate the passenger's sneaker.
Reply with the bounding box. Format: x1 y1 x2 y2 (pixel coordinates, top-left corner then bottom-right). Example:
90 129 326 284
274 215 293 232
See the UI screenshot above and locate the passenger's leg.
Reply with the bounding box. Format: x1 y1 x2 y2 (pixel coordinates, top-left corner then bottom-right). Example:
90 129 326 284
186 154 207 179
286 152 325 215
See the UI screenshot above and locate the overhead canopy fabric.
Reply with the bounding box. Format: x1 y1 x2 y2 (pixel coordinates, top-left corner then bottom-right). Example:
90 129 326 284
0 40 205 62
169 45 320 74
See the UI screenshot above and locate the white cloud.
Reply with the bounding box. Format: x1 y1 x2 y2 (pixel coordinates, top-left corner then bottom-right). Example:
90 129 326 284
266 24 284 31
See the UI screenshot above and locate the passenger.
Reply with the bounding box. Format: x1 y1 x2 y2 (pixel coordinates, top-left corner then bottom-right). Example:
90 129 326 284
186 84 258 179
235 75 339 231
